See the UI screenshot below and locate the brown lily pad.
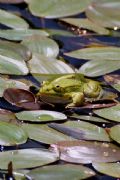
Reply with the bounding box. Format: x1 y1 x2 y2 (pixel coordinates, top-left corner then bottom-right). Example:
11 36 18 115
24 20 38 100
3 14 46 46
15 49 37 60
3 88 40 110
104 74 120 92
51 140 120 164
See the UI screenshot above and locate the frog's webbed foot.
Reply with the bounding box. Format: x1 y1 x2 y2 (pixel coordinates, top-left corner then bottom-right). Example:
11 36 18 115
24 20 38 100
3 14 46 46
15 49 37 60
65 92 84 108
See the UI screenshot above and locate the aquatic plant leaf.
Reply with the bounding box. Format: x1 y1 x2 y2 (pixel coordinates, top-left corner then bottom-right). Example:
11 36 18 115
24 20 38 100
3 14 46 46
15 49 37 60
0 29 48 41
78 60 120 77
15 110 67 122
86 0 120 28
94 104 120 122
51 140 120 164
25 0 93 18
22 35 59 58
65 46 120 61
0 9 28 29
93 162 120 178
0 148 58 169
104 74 120 92
0 109 15 122
22 124 74 144
3 88 40 110
0 0 24 3
27 164 95 180
109 125 120 144
70 114 109 123
49 121 110 142
28 54 75 75
0 121 28 146
60 18 109 35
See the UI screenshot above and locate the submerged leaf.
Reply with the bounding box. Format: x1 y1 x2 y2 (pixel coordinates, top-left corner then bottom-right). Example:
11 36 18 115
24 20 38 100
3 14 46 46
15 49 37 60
51 140 120 164
0 148 58 169
94 104 120 122
93 162 120 178
25 0 93 18
27 164 95 180
15 110 67 122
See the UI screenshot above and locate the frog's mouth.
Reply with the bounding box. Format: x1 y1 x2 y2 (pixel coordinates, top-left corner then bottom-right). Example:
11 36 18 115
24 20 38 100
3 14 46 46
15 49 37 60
39 93 72 105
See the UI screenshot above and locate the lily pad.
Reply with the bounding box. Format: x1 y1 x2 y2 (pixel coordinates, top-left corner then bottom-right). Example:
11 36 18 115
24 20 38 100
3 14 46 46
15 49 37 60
51 140 120 164
22 124 74 144
0 29 48 41
49 121 110 142
25 0 93 18
94 104 120 122
15 110 67 122
0 121 28 146
109 125 120 144
86 0 120 29
27 164 95 180
70 114 109 123
22 35 59 58
79 60 120 77
0 109 15 122
104 74 120 92
28 54 75 75
60 18 109 35
0 148 58 169
0 9 28 29
93 162 120 178
65 46 120 61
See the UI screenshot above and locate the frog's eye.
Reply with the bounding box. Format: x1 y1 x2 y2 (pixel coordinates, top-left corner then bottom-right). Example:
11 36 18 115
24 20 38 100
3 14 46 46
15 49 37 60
53 84 63 92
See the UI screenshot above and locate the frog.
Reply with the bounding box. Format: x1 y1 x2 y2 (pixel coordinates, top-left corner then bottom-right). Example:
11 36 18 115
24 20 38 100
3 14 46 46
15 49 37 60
37 74 102 108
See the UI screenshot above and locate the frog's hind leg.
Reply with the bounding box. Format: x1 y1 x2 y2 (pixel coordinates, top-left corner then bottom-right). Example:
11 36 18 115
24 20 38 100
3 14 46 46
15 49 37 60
66 92 84 108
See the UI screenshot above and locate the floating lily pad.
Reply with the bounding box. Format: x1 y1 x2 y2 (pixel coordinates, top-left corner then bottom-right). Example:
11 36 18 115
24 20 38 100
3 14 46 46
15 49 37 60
49 121 110 142
22 35 59 58
15 110 67 122
93 162 120 178
79 60 120 77
94 104 120 122
22 124 74 144
27 164 95 180
70 114 109 123
86 0 120 29
109 125 120 144
28 54 75 75
0 9 28 29
0 148 58 169
0 109 15 122
51 140 120 164
25 0 93 18
0 121 28 146
65 46 120 61
104 74 120 92
60 18 109 35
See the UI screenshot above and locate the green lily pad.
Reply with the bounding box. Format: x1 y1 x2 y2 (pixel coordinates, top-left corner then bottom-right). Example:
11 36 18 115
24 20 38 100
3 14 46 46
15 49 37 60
70 114 109 123
25 0 93 18
27 164 95 180
60 18 109 35
65 46 120 61
79 60 120 77
22 35 59 58
0 9 28 29
0 29 48 41
94 104 120 122
22 124 74 144
49 121 110 142
28 54 75 75
109 125 120 144
15 110 67 122
104 74 120 92
0 148 58 169
0 121 28 146
86 0 120 29
93 162 120 178
51 140 120 164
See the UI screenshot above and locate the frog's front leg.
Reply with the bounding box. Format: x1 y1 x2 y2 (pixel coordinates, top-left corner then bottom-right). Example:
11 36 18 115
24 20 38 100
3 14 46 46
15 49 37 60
65 92 84 108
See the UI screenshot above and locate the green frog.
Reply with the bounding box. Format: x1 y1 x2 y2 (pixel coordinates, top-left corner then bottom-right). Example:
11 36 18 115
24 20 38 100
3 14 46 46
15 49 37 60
37 74 102 108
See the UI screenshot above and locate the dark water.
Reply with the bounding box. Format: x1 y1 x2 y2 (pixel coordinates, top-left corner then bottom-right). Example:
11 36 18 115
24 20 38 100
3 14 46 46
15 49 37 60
0 2 119 180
